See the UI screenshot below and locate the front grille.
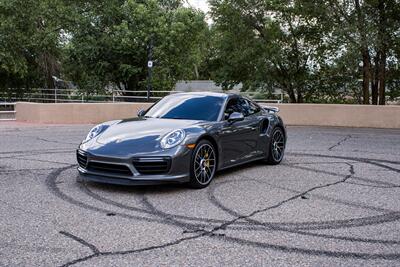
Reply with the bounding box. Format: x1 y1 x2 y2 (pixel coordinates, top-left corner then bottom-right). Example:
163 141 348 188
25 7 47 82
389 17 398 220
77 150 88 168
87 162 133 176
132 157 171 175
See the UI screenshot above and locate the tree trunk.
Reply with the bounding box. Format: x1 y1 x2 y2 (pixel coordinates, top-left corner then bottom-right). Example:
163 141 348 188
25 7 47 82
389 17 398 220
36 19 56 91
371 54 379 105
355 0 370 105
377 0 387 105
378 51 386 105
194 64 199 80
361 49 370 104
297 90 303 103
287 85 297 103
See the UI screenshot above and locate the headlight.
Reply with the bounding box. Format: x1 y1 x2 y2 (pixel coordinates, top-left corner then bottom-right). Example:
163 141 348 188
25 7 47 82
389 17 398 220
160 129 186 149
83 124 106 143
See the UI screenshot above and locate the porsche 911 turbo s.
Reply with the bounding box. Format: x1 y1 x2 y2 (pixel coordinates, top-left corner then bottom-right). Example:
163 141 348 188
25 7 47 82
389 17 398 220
77 92 286 188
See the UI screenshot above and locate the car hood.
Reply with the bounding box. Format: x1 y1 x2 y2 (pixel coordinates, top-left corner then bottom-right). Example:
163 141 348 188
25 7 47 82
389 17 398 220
84 117 202 157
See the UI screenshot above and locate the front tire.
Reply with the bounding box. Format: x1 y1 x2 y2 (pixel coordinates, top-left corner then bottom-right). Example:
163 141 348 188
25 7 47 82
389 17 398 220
189 140 217 189
266 127 286 165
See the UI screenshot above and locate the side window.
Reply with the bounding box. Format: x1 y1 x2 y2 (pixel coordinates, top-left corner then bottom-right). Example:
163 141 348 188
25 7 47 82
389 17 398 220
224 97 261 119
224 98 240 120
248 99 261 115
238 98 251 117
239 98 261 117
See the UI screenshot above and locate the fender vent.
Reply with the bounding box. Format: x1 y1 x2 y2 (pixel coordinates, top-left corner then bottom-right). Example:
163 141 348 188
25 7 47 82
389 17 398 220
260 119 269 134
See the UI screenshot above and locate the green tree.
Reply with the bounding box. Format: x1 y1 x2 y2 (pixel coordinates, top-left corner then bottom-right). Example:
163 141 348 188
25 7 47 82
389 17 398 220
209 0 327 103
315 0 400 105
209 0 400 104
1 0 208 98
0 0 70 92
63 0 208 93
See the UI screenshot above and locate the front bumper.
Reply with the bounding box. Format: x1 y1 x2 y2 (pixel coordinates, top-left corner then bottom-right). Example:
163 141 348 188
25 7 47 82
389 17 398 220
77 146 192 185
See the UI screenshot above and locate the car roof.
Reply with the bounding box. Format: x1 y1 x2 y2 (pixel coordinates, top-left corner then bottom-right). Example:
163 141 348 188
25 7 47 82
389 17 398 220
172 91 238 99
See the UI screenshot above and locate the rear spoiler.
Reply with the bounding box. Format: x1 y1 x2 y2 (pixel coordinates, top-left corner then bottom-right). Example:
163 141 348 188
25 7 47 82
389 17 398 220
261 105 280 113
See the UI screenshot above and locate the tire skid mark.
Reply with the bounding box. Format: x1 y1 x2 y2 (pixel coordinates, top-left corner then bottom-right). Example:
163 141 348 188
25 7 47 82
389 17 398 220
208 163 355 232
288 152 400 173
346 181 400 189
209 179 400 244
46 153 400 265
286 162 400 188
0 149 75 159
80 182 210 229
212 234 400 261
59 233 205 267
210 164 400 231
0 148 74 155
46 167 215 266
328 135 352 151
45 166 172 224
60 231 100 254
8 157 73 166
36 137 76 145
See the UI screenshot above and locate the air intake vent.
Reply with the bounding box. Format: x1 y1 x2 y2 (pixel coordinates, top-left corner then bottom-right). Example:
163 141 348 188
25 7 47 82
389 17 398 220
132 157 171 175
87 162 133 176
77 150 88 168
260 119 269 134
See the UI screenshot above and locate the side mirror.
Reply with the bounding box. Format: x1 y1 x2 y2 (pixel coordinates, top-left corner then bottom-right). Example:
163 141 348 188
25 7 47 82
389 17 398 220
137 109 146 117
228 112 244 123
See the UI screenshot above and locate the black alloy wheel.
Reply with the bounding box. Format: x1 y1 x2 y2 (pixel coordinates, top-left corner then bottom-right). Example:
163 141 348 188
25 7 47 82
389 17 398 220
189 140 217 188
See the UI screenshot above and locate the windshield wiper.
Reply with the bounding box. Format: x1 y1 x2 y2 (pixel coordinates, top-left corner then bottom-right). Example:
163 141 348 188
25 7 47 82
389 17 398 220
154 116 190 120
169 117 188 120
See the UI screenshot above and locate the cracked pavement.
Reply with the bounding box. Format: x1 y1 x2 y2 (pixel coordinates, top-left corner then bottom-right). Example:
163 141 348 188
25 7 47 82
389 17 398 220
0 123 400 266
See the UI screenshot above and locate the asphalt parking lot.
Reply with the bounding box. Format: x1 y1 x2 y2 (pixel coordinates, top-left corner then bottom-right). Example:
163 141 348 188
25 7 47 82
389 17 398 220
0 123 399 267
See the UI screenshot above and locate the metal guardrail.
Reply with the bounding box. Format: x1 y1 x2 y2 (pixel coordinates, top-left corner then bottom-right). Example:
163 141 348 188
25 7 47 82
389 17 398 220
0 89 183 103
240 91 283 103
0 102 16 121
0 89 283 104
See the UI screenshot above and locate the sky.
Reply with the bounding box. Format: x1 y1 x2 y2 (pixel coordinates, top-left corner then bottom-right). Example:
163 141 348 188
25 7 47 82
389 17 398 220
185 0 212 24
185 0 210 13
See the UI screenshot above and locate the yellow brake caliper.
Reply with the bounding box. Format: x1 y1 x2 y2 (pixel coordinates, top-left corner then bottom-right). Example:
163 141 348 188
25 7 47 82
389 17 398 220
204 152 210 168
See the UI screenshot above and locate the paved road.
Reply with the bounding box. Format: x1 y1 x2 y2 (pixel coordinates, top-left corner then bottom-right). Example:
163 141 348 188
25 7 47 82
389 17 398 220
0 123 399 266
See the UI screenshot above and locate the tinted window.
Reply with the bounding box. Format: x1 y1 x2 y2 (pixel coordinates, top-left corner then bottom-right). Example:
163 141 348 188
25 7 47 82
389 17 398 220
145 94 224 121
224 98 241 119
224 97 261 119
240 98 261 116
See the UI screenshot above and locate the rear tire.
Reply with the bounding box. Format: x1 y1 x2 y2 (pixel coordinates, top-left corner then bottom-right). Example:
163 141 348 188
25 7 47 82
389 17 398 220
188 140 217 189
266 127 285 165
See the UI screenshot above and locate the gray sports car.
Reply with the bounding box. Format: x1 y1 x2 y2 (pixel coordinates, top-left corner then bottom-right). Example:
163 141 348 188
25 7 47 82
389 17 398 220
77 92 286 188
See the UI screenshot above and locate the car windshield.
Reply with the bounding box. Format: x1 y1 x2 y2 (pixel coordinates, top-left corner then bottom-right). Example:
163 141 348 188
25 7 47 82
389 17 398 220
145 94 224 121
